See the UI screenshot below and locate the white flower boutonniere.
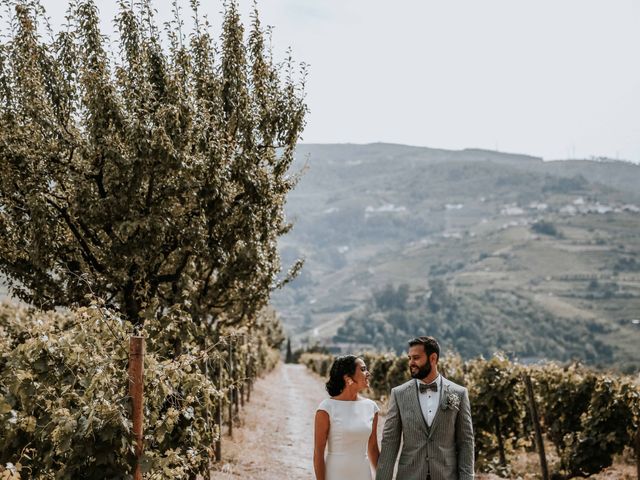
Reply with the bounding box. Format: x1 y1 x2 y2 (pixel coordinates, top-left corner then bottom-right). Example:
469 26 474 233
443 392 461 411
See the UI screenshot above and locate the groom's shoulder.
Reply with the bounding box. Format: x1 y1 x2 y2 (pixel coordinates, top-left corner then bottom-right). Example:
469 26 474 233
442 376 468 392
391 379 415 394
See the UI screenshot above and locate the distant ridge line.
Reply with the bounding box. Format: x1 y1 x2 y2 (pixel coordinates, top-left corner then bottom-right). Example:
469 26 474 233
296 143 639 165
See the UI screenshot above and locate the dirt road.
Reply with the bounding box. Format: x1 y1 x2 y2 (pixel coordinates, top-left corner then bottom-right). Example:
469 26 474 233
210 363 326 479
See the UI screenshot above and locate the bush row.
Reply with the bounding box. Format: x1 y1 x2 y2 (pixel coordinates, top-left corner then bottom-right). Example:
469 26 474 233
0 302 282 479
301 351 640 478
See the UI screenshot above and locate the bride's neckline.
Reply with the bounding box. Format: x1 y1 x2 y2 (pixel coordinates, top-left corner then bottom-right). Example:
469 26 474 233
328 396 367 402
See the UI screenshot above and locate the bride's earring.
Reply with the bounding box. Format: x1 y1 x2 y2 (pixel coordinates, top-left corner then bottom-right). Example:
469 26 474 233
346 378 354 386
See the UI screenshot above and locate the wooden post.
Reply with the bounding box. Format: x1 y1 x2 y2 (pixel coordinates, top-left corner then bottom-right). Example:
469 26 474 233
240 335 246 408
247 344 254 402
494 415 506 468
202 336 213 467
524 374 549 480
246 338 252 403
129 336 145 480
635 427 640 480
216 341 223 461
228 339 234 437
246 362 252 403
232 337 240 415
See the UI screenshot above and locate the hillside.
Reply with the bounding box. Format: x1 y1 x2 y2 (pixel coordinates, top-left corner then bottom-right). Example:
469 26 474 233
273 144 640 371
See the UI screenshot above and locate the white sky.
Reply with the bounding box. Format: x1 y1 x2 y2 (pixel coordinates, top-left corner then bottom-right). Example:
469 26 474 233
31 0 640 162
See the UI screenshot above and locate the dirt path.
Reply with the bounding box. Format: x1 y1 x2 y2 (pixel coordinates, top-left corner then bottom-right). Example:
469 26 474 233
210 363 326 479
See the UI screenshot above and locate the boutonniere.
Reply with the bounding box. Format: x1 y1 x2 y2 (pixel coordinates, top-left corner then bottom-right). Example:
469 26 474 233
442 391 460 411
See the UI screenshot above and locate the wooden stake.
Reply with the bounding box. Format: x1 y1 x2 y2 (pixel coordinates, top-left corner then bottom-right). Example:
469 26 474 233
228 339 234 437
232 337 239 415
635 427 640 480
524 374 549 480
247 364 252 402
240 335 246 408
494 415 506 467
129 336 145 480
216 336 222 461
202 337 214 467
246 346 252 403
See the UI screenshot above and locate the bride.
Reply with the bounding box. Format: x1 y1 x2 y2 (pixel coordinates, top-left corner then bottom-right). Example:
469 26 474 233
313 355 380 480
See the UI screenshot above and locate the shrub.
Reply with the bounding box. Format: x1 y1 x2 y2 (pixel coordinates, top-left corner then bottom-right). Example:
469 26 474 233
531 220 560 237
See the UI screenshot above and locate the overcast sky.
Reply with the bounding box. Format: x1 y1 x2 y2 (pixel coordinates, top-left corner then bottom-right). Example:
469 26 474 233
33 0 640 162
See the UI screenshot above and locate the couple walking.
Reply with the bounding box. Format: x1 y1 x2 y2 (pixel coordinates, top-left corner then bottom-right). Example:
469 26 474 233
313 336 474 480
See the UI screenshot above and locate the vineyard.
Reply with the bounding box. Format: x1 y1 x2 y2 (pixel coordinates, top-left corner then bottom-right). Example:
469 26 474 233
0 302 283 478
300 351 640 478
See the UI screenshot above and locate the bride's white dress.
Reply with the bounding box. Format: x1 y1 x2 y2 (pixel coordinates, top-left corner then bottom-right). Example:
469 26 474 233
317 397 380 480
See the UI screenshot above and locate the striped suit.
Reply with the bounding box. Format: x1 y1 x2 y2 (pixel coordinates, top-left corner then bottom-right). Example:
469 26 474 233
376 377 474 480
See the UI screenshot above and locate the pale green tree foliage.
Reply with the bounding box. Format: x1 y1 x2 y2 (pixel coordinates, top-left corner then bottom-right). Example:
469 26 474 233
0 0 306 329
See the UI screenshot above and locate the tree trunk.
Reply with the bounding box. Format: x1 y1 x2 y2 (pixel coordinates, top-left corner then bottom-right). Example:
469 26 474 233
495 415 506 467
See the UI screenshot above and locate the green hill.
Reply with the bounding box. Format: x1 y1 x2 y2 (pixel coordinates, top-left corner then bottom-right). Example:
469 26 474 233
274 143 640 371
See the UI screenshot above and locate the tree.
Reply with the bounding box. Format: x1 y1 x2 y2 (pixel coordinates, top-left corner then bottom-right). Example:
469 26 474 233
531 220 559 237
285 337 293 363
427 278 450 313
0 0 306 330
373 283 410 310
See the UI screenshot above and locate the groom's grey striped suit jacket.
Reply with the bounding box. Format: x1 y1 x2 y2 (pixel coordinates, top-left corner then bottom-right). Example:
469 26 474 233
376 377 474 480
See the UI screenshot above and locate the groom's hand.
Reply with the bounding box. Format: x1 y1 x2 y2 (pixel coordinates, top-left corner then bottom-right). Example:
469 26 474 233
455 388 474 480
376 389 402 480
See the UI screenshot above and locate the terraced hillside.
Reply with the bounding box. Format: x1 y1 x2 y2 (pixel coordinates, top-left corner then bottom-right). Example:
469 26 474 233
273 144 640 370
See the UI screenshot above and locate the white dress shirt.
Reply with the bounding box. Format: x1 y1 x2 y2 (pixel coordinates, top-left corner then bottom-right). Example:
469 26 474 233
417 375 441 427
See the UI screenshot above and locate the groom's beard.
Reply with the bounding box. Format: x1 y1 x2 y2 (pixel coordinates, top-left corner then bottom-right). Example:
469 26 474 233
410 361 431 380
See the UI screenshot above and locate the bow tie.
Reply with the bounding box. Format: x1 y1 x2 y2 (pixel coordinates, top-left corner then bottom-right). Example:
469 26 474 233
419 382 437 393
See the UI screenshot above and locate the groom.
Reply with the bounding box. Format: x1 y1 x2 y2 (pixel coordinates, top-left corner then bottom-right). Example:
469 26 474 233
376 336 474 480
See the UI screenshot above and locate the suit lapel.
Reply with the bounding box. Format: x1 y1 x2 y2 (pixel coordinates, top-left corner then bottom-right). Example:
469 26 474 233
427 376 449 439
409 379 430 434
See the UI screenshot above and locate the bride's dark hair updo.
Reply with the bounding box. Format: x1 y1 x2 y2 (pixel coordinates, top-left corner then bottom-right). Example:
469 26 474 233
326 355 358 396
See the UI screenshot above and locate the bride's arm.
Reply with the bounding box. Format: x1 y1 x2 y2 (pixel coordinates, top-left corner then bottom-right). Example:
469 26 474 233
368 412 380 469
313 410 330 480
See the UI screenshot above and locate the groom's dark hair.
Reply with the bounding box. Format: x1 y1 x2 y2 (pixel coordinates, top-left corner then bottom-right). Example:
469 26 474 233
408 336 440 361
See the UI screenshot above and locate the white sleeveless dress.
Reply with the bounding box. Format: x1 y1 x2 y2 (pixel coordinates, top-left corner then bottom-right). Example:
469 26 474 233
317 397 380 480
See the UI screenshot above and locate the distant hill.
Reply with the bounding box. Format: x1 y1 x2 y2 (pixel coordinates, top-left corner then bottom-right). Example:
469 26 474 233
273 143 640 371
